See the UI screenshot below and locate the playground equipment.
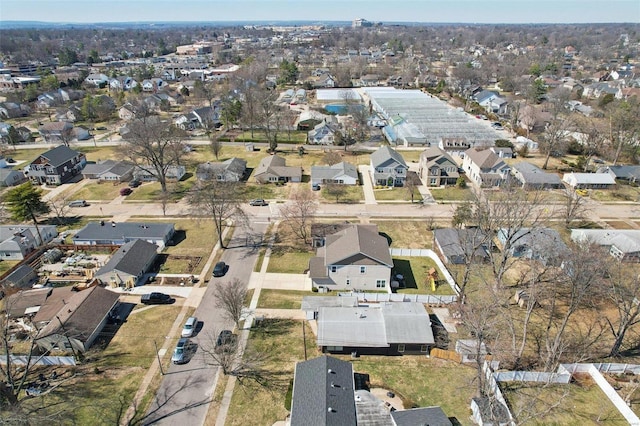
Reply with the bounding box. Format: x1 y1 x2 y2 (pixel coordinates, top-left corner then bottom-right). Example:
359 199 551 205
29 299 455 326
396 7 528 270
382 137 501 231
428 267 439 292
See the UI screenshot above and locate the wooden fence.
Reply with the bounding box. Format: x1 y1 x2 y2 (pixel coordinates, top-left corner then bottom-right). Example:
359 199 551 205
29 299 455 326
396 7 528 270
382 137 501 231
430 348 462 363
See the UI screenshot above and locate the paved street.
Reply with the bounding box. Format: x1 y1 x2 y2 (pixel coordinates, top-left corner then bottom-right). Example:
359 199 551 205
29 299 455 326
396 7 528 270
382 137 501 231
143 220 267 425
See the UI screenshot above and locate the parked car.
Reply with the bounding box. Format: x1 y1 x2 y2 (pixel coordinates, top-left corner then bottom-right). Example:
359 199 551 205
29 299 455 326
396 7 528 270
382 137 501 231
172 338 189 364
140 292 173 305
312 183 321 191
212 261 227 277
216 330 235 349
120 187 133 196
249 199 268 206
181 316 198 338
68 200 88 207
491 122 503 130
128 179 141 188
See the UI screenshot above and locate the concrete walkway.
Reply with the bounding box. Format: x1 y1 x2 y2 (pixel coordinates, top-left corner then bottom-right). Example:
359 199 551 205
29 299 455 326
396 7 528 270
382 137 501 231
358 164 377 205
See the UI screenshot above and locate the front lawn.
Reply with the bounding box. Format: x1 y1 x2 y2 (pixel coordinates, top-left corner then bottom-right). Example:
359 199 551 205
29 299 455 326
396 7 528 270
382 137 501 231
374 186 421 202
267 251 314 274
257 289 319 309
430 187 474 202
320 184 364 203
72 181 123 200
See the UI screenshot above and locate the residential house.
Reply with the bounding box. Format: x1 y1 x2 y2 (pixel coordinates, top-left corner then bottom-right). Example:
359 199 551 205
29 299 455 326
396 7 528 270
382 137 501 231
95 239 159 288
369 145 408 186
34 285 120 354
196 158 247 182
3 287 53 319
72 221 174 250
511 162 563 190
310 222 364 248
306 73 336 88
490 146 514 159
473 90 508 115
84 73 110 87
418 147 459 187
0 168 26 187
141 78 166 92
562 172 616 189
37 122 74 144
118 103 137 121
297 110 335 131
307 121 340 145
0 102 31 119
571 229 640 262
81 160 134 182
0 225 58 260
134 164 186 182
175 104 221 130
597 165 640 183
254 155 302 184
462 147 511 187
439 137 471 157
497 227 569 266
0 265 39 289
433 228 490 265
310 162 359 186
309 224 393 291
24 145 86 185
290 355 358 426
316 302 435 355
109 76 138 91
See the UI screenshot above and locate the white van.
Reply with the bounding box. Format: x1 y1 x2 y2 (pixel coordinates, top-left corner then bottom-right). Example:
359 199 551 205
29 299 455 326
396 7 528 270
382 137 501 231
68 200 87 207
181 316 198 337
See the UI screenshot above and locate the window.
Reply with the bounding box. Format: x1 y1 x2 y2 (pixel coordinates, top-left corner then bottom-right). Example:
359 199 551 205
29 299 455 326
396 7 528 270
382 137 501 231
397 344 405 353
376 280 386 288
420 345 428 353
330 266 337 273
360 266 366 274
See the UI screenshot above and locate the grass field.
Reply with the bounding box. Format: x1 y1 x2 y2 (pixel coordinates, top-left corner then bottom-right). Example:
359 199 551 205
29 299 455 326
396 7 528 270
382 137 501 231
72 181 124 200
393 256 455 295
502 379 628 425
267 251 314 274
430 187 474 201
373 186 420 202
319 184 364 203
257 289 319 309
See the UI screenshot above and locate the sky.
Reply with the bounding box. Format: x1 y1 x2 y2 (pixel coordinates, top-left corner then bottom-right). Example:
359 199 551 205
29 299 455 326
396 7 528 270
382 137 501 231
1 0 639 24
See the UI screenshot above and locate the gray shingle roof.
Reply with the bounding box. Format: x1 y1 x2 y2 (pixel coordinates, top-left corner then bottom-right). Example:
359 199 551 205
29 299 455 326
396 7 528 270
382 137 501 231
96 239 158 276
433 228 490 262
38 145 82 167
291 355 357 426
370 146 407 169
324 225 392 267
72 222 174 243
513 162 562 186
310 162 358 182
391 406 452 426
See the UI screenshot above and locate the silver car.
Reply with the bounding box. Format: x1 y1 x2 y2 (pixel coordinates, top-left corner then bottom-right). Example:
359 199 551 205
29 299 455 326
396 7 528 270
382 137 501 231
172 338 189 364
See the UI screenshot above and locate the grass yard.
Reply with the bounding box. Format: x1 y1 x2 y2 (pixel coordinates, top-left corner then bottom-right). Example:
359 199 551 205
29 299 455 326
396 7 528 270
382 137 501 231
161 218 218 257
373 220 435 248
591 185 640 202
232 130 308 144
501 380 628 425
373 186 421 202
267 251 314 274
72 181 124 200
392 256 455 295
76 145 121 162
225 319 317 426
430 187 474 202
0 260 20 276
125 180 195 202
257 289 319 309
320 184 364 203
345 356 478 424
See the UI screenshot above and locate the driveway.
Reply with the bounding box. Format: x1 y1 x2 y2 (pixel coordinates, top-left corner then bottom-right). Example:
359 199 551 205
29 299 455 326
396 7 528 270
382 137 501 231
143 220 267 425
358 164 377 205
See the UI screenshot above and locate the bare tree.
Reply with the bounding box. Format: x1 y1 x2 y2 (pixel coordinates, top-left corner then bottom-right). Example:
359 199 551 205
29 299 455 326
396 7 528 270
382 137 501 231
324 183 347 203
557 187 590 227
121 115 187 194
539 91 573 170
279 187 317 245
48 193 72 225
607 98 640 165
186 180 247 249
199 331 272 386
605 261 640 357
214 278 247 330
209 131 223 161
322 151 342 166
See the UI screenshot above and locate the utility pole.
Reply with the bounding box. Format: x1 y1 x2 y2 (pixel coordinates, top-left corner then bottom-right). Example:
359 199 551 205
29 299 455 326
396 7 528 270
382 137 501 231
302 321 307 361
154 340 165 375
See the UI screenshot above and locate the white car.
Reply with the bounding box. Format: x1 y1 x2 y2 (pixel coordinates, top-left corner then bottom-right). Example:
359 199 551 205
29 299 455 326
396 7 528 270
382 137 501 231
181 316 198 338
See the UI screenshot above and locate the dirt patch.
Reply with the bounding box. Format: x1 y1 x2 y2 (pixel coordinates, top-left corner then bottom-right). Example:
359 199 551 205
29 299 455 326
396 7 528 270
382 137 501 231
572 372 595 388
370 387 405 411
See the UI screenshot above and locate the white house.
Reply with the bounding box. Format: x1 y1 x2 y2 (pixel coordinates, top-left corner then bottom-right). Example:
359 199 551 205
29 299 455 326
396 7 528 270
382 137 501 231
562 172 616 189
310 162 359 186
